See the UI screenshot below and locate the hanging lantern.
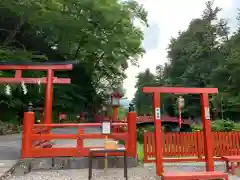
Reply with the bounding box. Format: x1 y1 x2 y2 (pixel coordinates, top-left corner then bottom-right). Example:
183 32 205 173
37 79 41 93
111 92 122 107
177 96 185 108
177 96 185 129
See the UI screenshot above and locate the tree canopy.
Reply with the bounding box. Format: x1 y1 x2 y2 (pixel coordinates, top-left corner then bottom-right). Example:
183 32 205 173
134 1 240 121
0 0 148 122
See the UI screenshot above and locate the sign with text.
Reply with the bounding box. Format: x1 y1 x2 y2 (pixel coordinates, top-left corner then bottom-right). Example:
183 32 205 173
101 121 111 134
155 107 161 120
205 107 210 120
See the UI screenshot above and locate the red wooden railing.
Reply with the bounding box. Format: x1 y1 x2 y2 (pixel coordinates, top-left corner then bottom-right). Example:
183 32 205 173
21 112 137 159
32 127 52 148
143 131 240 163
137 115 194 125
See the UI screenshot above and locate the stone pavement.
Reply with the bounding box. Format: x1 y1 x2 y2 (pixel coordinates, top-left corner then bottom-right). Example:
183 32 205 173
4 164 240 180
0 134 21 177
0 127 111 178
1 128 240 179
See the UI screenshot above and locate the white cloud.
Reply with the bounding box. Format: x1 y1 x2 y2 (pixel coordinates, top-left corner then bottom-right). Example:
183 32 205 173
123 0 237 100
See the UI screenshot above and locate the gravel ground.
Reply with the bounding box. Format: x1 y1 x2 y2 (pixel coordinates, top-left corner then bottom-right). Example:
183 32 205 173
3 164 240 180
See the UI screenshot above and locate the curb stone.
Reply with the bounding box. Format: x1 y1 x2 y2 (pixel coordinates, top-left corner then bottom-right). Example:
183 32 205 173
0 161 20 180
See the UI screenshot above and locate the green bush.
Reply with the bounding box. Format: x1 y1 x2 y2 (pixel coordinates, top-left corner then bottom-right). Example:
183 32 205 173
192 124 202 132
137 129 144 144
137 142 144 163
192 119 237 132
234 123 240 131
212 120 234 132
137 126 155 143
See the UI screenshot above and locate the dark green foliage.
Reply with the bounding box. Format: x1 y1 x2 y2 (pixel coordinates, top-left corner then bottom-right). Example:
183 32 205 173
192 120 237 132
0 0 148 123
137 126 154 143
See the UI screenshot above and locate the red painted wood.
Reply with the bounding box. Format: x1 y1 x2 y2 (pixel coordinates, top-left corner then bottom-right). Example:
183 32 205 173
142 87 218 94
0 64 73 127
162 171 228 180
127 112 137 157
21 112 35 159
222 156 240 161
34 122 127 128
0 64 72 70
144 131 240 163
21 113 135 159
136 115 193 125
44 69 54 125
152 92 163 176
0 77 71 84
201 93 214 171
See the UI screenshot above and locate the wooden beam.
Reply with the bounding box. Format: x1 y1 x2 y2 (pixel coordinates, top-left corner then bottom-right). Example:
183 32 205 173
0 77 71 84
142 87 218 94
0 64 72 70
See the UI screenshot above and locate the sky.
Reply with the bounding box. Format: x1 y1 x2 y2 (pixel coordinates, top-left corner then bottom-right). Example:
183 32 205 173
123 0 240 101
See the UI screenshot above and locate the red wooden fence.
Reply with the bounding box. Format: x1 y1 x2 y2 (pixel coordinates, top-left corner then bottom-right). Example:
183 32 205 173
21 111 137 159
143 131 240 163
32 127 52 148
137 115 193 125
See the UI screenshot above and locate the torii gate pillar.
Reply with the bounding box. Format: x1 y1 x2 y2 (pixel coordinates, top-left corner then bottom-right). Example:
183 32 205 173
142 87 218 176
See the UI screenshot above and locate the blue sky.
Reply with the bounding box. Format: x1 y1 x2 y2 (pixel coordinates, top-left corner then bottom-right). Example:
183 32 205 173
123 0 239 100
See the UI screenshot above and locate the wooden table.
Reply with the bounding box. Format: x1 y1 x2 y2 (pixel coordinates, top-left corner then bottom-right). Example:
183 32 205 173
88 147 127 180
222 156 240 175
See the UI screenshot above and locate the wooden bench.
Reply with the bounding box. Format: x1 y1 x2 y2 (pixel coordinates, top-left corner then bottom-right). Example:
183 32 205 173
222 156 240 175
162 171 228 180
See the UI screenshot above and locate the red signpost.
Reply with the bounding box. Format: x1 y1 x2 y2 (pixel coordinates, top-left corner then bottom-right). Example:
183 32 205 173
142 87 218 176
0 62 73 124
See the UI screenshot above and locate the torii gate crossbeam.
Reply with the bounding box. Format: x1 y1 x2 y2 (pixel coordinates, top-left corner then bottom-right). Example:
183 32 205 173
0 61 74 124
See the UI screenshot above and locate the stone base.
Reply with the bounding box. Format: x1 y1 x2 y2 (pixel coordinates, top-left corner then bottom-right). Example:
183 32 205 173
11 157 138 176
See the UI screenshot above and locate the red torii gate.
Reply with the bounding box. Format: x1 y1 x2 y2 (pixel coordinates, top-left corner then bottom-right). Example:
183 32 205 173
142 87 218 176
0 61 74 124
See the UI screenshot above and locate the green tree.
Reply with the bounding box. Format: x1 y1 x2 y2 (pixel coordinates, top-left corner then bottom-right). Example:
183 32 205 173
133 69 156 115
0 0 148 123
133 1 240 123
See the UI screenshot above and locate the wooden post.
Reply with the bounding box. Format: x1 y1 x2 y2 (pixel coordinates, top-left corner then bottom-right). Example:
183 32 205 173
153 92 163 176
44 69 54 125
127 112 137 157
21 111 35 159
112 107 118 133
196 130 202 159
143 130 148 163
200 93 214 171
77 127 84 157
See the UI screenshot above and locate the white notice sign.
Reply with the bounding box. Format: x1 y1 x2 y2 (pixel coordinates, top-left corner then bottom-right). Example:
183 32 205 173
102 121 111 134
205 107 210 120
155 107 161 120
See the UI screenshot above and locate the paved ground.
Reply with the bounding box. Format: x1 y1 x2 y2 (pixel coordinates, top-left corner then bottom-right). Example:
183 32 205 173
1 127 240 179
0 134 22 160
4 163 240 180
0 134 21 177
0 127 109 177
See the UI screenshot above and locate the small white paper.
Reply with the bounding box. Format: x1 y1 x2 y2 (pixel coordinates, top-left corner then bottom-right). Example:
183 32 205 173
155 107 161 120
102 121 111 134
205 107 210 120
